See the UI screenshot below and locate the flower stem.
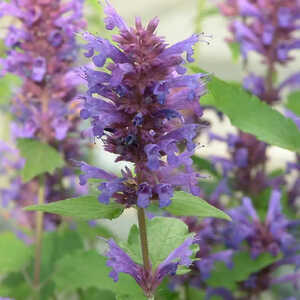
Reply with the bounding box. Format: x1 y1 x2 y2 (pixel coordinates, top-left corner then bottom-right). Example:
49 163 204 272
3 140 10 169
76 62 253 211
33 175 45 299
137 207 151 272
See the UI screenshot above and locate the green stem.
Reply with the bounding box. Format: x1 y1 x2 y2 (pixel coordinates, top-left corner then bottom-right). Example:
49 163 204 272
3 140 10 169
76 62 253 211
184 282 190 300
137 207 151 272
33 176 45 299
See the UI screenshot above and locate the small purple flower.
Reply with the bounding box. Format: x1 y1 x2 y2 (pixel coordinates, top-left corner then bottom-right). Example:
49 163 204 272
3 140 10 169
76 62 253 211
155 184 174 208
224 191 298 257
137 183 152 208
105 235 195 296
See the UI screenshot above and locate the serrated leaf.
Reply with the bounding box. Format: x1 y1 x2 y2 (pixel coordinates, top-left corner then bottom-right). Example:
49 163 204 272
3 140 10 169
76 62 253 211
0 232 32 273
166 191 231 221
17 138 65 182
123 217 194 269
206 251 280 290
53 250 146 298
25 195 124 220
190 66 300 152
286 91 300 116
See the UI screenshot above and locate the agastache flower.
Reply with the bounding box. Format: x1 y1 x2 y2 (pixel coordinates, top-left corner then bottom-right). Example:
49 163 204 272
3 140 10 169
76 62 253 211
219 0 300 103
0 0 86 230
105 234 195 297
208 131 282 195
224 190 299 257
0 0 85 143
77 1 208 209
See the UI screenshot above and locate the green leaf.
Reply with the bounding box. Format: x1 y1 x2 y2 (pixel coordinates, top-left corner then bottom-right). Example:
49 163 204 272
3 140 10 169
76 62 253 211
0 230 82 300
0 272 31 300
190 66 300 152
0 74 22 105
25 229 84 283
53 250 146 298
192 155 220 178
155 278 180 300
228 42 240 62
25 195 124 220
82 288 115 300
0 232 32 274
186 287 205 300
207 251 280 290
17 138 65 182
286 91 300 116
166 191 231 221
122 217 195 269
77 221 115 241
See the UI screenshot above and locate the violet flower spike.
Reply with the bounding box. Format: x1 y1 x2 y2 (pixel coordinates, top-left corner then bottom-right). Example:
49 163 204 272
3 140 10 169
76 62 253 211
78 1 208 209
0 0 86 231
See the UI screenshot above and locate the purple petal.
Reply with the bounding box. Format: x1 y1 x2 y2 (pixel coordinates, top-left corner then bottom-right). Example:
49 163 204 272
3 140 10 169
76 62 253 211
144 144 161 171
278 7 293 28
105 239 143 283
31 56 46 82
137 183 152 208
266 190 281 225
159 34 199 62
98 179 124 204
279 72 300 91
242 197 259 221
75 161 117 185
103 0 129 31
238 0 262 18
155 184 173 208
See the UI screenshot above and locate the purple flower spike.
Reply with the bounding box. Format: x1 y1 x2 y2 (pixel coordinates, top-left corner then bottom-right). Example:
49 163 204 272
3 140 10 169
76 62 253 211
220 0 300 103
0 0 86 231
78 1 207 209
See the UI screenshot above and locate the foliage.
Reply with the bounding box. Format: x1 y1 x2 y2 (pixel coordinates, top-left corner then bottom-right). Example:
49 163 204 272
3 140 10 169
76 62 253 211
207 251 280 290
17 138 65 182
190 65 300 152
25 195 124 220
166 191 231 221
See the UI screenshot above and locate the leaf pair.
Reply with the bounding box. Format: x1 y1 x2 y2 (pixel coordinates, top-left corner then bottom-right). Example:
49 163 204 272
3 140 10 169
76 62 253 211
25 191 231 222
